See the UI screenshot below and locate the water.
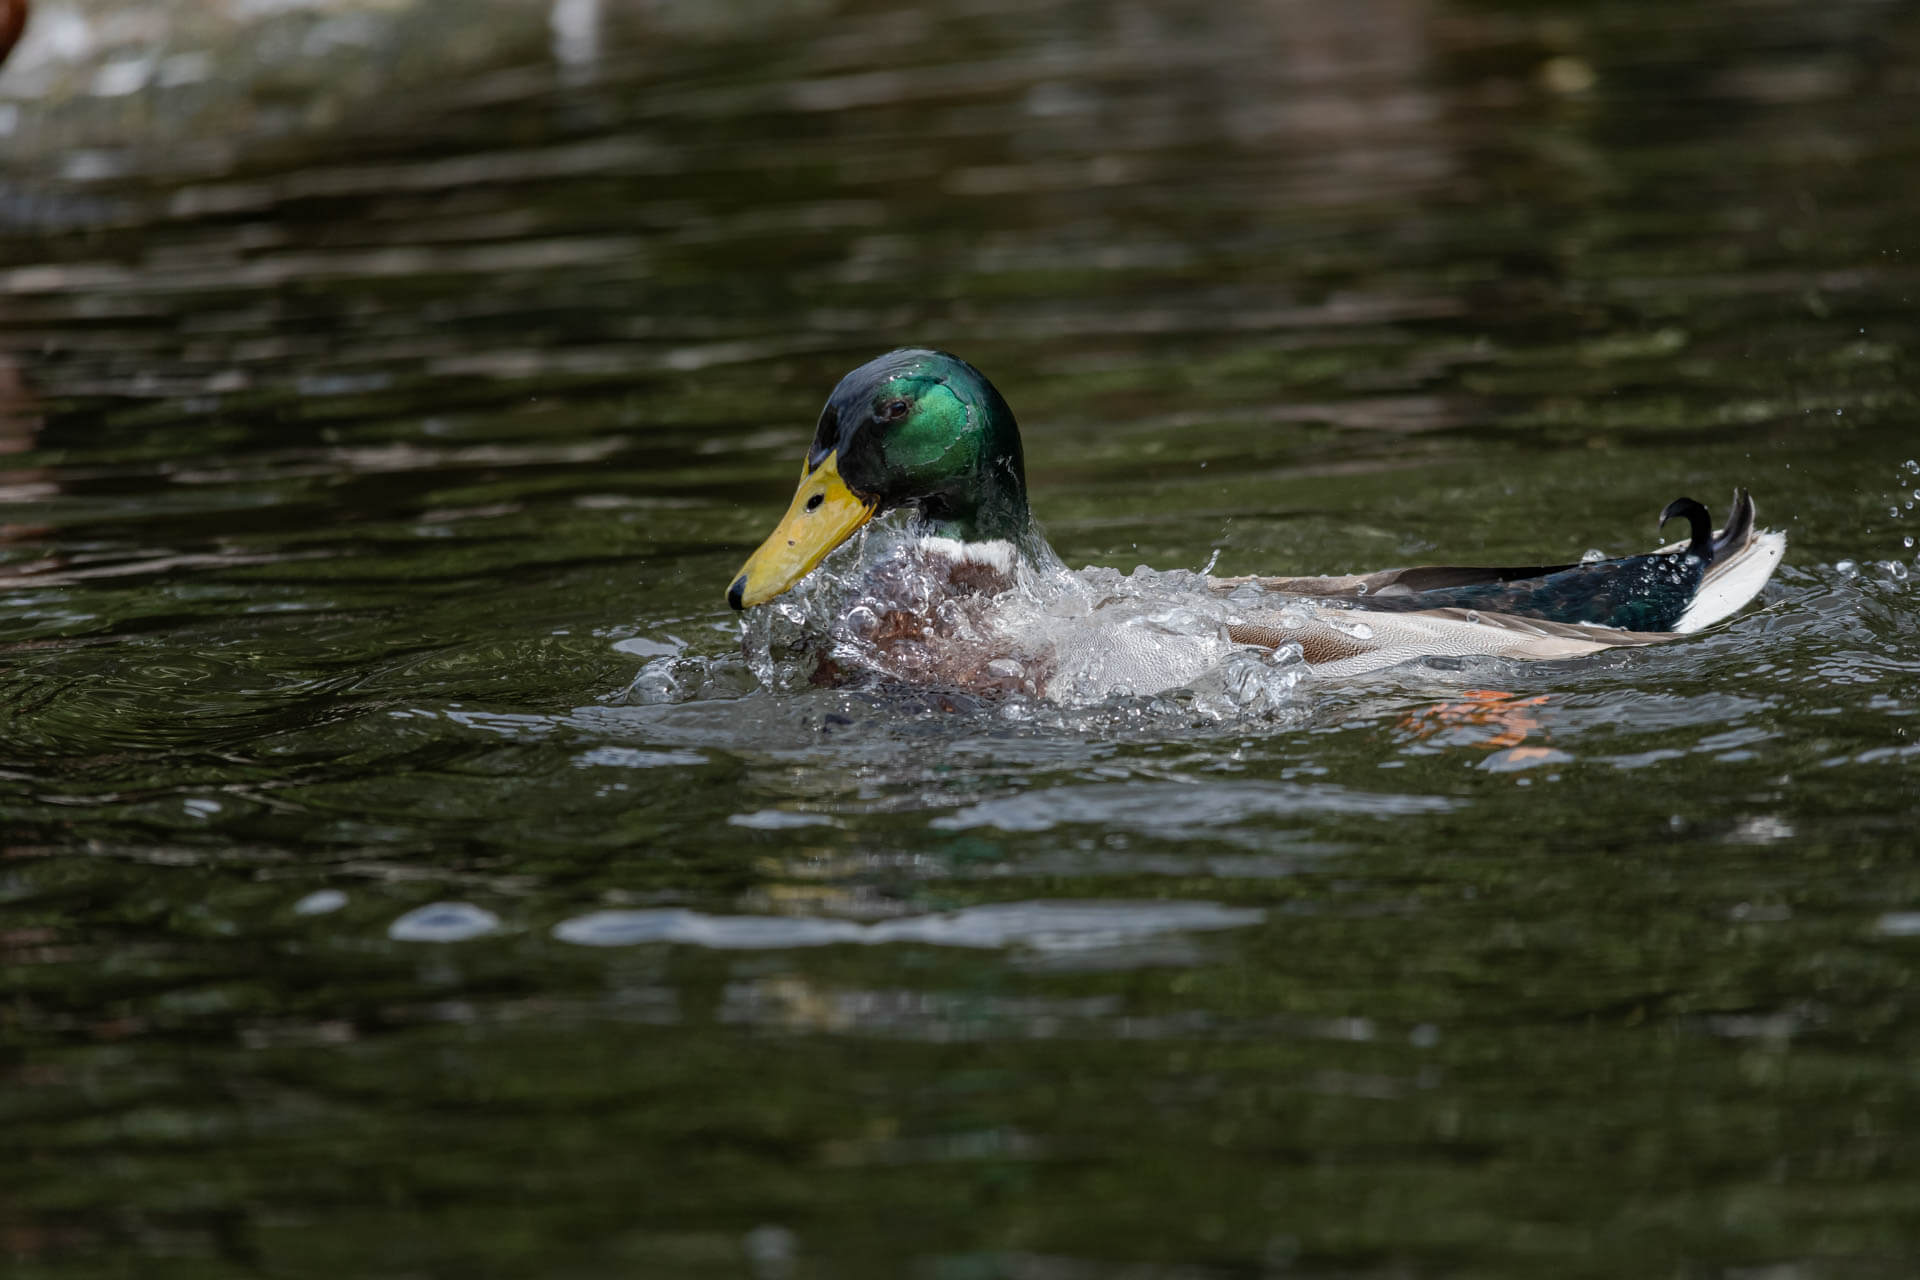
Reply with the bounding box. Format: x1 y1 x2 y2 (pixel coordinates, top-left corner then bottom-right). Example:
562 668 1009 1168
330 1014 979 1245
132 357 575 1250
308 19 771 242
727 516 1314 713
4 0 1920 1275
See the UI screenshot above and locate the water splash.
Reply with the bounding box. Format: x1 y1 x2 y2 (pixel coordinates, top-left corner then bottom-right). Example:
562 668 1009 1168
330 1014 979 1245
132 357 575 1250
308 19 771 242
1883 460 1920 573
729 515 1314 719
625 652 757 705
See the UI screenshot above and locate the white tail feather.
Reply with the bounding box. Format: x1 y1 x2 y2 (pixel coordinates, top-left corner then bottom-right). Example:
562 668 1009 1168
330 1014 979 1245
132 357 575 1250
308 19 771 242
1674 529 1785 633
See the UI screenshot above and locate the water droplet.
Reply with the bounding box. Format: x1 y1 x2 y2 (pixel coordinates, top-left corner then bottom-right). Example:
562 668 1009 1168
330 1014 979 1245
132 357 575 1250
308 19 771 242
1580 548 1607 564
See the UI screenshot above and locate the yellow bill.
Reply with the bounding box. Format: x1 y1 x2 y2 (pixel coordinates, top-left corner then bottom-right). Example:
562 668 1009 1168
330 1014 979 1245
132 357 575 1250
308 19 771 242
727 450 875 609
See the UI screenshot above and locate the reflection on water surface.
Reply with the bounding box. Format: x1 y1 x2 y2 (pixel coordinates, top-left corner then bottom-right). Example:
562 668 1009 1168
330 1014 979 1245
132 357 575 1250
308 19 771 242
3 0 1920 1276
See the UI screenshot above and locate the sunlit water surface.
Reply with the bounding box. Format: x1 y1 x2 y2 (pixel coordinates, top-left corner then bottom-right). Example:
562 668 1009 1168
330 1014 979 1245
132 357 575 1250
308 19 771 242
3 1 1920 1276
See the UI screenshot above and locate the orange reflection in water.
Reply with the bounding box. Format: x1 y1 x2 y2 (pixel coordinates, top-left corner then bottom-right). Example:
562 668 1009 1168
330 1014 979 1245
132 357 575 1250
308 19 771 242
1400 689 1551 751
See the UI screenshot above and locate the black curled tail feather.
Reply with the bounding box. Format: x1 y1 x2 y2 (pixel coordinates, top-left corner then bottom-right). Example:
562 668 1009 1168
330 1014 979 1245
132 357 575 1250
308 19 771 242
1659 497 1715 562
1712 488 1755 560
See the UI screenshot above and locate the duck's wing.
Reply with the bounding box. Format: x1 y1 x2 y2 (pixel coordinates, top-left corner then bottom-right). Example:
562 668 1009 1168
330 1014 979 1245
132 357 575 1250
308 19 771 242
1227 607 1670 677
1220 491 1785 675
1220 561 1582 599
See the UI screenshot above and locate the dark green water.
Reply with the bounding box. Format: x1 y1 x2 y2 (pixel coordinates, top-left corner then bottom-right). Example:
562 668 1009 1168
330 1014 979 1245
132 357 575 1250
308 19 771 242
4 1 1920 1275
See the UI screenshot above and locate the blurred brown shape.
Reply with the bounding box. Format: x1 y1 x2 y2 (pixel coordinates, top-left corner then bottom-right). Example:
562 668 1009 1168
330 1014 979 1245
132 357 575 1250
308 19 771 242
0 1 24 69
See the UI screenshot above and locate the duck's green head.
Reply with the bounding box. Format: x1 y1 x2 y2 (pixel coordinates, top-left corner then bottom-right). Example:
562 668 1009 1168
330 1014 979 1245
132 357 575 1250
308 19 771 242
727 348 1030 610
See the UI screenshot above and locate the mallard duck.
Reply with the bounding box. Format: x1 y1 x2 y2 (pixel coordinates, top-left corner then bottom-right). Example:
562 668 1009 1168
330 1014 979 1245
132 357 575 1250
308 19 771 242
726 349 1784 691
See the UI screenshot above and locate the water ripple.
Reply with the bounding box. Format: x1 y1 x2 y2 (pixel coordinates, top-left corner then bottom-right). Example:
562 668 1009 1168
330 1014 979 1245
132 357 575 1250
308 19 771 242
553 899 1264 954
931 779 1451 834
389 901 501 942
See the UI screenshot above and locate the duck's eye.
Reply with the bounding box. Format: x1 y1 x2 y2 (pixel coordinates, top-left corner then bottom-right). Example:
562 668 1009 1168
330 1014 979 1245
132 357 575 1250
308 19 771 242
805 494 824 511
878 398 910 422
